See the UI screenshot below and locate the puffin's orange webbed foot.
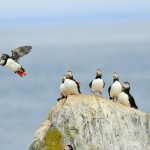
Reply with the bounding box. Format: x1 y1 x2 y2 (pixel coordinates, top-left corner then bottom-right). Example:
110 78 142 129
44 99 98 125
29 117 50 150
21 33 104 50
17 72 23 77
17 71 27 77
23 72 27 76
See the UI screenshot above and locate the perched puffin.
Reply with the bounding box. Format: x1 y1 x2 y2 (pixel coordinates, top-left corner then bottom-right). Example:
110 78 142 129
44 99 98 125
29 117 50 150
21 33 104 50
57 75 69 101
118 82 138 109
0 46 32 77
108 72 122 101
64 71 81 95
89 69 105 97
63 145 73 150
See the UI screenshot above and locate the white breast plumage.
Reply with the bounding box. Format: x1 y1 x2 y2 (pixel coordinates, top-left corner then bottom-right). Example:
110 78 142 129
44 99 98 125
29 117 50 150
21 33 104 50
118 92 130 107
92 79 104 93
64 79 79 95
110 81 122 98
4 58 21 72
60 83 69 97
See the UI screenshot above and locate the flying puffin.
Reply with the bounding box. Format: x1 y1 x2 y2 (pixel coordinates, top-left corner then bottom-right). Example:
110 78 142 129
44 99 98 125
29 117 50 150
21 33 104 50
118 82 138 109
108 72 122 102
64 71 81 95
89 69 105 97
63 145 73 150
0 46 32 77
57 75 69 101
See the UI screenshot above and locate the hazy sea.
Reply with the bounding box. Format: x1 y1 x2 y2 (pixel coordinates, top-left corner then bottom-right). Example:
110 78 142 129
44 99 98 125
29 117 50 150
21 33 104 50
0 22 150 150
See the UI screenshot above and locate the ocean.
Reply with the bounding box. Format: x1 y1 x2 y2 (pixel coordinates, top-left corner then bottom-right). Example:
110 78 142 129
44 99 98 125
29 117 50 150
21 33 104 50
0 22 150 150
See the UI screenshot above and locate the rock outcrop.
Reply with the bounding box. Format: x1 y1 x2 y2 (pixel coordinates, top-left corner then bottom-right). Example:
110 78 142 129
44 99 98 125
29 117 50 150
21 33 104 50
29 95 150 150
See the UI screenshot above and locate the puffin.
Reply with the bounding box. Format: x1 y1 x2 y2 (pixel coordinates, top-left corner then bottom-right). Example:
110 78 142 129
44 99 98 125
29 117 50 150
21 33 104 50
63 145 73 150
108 72 122 102
0 46 32 77
64 71 81 95
57 75 69 101
118 82 138 109
89 69 105 97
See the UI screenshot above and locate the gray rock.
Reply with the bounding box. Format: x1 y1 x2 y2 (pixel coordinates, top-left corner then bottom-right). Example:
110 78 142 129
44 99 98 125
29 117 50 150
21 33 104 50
29 95 150 150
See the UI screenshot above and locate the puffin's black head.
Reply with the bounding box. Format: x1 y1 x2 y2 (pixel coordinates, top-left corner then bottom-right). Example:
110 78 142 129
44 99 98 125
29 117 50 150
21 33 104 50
0 54 10 66
96 69 102 77
1 54 10 60
122 82 130 91
63 145 73 150
66 71 73 79
113 72 119 80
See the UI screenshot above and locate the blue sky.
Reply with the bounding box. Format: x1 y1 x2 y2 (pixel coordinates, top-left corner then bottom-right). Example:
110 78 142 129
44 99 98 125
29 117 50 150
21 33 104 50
0 0 150 26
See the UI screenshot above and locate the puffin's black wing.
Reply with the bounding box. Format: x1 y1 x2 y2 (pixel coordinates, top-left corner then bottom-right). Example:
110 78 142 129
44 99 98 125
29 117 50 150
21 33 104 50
89 81 92 88
11 46 32 61
103 81 105 88
108 85 111 98
73 79 81 94
129 94 138 109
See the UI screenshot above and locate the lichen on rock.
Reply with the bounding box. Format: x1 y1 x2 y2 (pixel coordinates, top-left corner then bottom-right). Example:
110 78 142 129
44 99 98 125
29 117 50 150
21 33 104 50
45 128 62 150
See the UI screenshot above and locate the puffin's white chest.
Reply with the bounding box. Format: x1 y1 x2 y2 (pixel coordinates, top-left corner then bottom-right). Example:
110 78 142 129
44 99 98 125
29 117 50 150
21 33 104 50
64 79 79 95
92 79 104 92
118 92 130 107
5 58 21 72
60 83 69 97
110 81 122 98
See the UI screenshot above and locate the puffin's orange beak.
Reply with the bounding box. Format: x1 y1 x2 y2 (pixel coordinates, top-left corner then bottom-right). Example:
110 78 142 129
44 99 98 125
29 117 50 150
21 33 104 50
112 74 115 78
96 71 98 76
62 148 65 150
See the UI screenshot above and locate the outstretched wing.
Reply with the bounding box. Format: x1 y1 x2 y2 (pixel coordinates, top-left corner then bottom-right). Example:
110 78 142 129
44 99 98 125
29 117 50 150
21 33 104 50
129 94 138 109
11 46 32 61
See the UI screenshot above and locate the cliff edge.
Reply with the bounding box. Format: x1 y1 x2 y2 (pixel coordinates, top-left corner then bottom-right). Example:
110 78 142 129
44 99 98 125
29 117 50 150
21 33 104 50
29 95 150 150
